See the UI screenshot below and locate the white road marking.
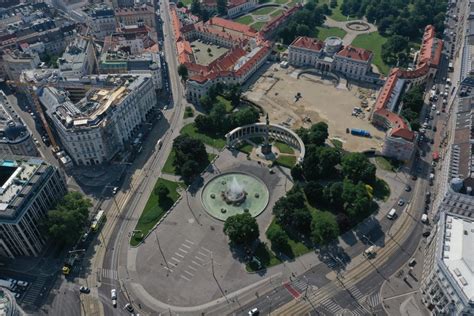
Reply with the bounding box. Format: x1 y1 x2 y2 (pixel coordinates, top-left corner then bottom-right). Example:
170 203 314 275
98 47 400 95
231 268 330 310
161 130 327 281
171 257 180 263
163 266 173 272
184 270 194 276
188 265 197 271
200 246 212 253
197 251 208 257
182 244 191 249
185 239 194 245
168 262 177 267
180 275 191 281
194 255 205 262
191 260 203 267
175 252 185 258
178 248 188 253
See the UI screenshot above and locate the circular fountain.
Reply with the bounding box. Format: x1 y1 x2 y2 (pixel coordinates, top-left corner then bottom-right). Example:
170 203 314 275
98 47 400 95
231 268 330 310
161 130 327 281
201 172 269 221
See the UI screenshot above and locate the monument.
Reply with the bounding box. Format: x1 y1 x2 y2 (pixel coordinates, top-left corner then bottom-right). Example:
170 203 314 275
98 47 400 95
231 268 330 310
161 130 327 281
261 113 272 155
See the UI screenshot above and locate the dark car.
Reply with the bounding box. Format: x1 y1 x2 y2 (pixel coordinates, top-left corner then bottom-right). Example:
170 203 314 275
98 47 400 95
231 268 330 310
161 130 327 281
124 303 134 312
422 231 431 237
405 185 411 192
412 175 418 181
79 286 90 294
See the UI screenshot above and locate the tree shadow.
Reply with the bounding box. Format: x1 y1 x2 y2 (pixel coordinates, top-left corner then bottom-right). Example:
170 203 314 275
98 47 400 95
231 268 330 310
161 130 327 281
317 243 351 272
354 215 386 247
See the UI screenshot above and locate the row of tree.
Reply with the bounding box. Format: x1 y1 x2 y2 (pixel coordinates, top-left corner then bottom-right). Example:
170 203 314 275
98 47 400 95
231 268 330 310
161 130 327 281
277 1 328 44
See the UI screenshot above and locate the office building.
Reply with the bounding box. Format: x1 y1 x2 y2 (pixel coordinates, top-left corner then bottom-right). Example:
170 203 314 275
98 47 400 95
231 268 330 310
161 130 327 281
0 157 66 258
57 37 96 78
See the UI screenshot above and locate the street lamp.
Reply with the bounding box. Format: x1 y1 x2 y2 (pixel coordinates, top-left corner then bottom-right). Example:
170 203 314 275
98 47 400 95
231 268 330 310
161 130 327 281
267 295 272 315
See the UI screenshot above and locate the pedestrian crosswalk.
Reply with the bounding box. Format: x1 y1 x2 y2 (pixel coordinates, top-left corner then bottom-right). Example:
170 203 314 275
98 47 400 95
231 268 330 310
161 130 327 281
366 291 381 308
22 275 47 306
346 285 364 301
101 268 118 280
320 297 343 314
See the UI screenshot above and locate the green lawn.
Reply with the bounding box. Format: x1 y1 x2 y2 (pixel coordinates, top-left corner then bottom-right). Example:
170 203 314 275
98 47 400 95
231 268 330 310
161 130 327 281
162 149 176 174
275 0 288 3
217 95 233 113
352 32 389 75
180 123 226 149
267 219 311 259
251 21 267 31
130 179 183 246
330 138 343 150
235 15 254 25
237 142 254 154
252 7 276 15
246 242 282 272
276 155 296 168
181 0 193 6
316 26 347 41
162 149 216 175
274 141 294 154
375 156 402 172
270 9 283 17
184 106 194 118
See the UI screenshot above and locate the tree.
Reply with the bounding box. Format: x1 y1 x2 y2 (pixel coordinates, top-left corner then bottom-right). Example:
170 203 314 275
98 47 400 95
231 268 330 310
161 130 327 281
217 0 227 15
190 0 201 15
177 64 188 81
229 107 259 129
341 153 376 184
304 181 323 206
330 0 337 8
207 47 212 54
311 212 339 245
223 213 259 245
155 184 170 201
381 35 409 65
172 135 209 183
42 192 92 245
180 160 200 184
291 164 304 181
266 225 289 248
308 122 329 146
177 1 184 8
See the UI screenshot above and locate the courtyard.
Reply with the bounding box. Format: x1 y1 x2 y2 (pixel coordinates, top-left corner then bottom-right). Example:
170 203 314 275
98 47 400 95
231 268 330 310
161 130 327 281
190 39 229 66
244 64 385 153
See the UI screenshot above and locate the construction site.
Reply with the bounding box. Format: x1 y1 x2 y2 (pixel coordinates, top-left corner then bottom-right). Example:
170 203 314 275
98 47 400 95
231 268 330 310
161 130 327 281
244 64 386 152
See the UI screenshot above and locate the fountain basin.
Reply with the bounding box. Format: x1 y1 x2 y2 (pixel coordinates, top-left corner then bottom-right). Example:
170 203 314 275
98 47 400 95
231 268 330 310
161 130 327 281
201 172 269 221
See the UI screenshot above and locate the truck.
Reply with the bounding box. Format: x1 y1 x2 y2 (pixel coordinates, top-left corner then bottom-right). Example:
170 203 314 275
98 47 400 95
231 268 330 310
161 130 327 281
364 245 378 259
350 128 371 137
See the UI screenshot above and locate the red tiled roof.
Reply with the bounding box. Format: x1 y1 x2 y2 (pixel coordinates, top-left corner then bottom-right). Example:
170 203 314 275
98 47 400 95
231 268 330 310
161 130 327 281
336 45 372 62
290 36 324 52
208 17 258 38
260 5 301 35
228 0 247 8
202 0 217 7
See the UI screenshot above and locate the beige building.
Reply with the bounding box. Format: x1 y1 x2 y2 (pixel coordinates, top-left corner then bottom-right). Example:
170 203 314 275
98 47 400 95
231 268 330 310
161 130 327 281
1 50 40 81
115 5 155 28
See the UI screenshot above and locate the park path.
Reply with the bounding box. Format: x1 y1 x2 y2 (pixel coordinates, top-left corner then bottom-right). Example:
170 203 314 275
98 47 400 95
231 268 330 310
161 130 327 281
323 16 377 45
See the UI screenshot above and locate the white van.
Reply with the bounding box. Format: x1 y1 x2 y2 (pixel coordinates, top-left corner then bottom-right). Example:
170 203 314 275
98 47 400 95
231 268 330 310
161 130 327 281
421 214 429 224
387 208 397 220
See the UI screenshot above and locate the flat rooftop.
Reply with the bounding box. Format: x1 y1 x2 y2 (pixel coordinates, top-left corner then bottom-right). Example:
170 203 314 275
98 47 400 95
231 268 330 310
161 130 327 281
442 214 474 302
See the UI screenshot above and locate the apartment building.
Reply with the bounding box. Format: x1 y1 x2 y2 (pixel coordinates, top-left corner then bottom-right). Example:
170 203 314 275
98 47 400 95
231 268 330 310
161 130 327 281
86 5 117 40
1 49 40 81
38 75 157 165
227 0 258 18
0 157 66 258
0 91 37 157
115 5 155 28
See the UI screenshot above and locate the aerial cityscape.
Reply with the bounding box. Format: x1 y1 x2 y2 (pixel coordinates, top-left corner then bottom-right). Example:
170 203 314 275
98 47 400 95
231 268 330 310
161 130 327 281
0 0 471 315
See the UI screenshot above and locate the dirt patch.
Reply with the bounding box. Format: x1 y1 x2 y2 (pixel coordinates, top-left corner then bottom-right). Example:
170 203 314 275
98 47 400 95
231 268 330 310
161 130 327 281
245 64 385 152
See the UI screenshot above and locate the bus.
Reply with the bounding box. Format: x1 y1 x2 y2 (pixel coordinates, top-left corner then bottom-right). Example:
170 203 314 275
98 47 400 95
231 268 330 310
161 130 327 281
90 210 106 232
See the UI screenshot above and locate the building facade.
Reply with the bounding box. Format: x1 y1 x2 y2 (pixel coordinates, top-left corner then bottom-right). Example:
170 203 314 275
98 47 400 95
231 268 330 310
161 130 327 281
227 0 258 18
115 5 155 28
0 91 37 157
1 50 40 81
39 75 157 165
0 157 66 258
86 5 117 40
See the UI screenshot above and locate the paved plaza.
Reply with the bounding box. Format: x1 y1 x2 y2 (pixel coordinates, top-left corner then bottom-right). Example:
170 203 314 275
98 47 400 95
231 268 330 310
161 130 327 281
190 39 229 66
127 149 292 306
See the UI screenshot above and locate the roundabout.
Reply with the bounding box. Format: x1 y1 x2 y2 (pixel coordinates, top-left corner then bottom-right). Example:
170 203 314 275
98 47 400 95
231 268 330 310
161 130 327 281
201 172 270 221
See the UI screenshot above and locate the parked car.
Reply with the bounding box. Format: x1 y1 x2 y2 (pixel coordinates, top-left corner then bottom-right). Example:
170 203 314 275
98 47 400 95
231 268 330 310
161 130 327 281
124 303 134 312
248 308 260 315
79 286 90 294
405 185 411 192
111 289 117 307
398 199 405 206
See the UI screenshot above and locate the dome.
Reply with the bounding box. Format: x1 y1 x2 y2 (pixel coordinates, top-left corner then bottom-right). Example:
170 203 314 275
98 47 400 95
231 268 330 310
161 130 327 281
3 122 28 141
324 36 343 56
